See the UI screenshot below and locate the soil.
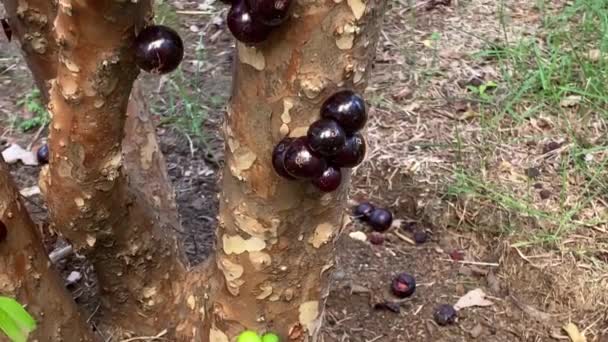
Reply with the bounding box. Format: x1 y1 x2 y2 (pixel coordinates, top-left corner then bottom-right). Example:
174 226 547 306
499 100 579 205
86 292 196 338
1 1 606 341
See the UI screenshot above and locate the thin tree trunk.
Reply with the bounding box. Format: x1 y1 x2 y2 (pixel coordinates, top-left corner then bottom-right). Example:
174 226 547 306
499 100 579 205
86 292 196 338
0 157 97 341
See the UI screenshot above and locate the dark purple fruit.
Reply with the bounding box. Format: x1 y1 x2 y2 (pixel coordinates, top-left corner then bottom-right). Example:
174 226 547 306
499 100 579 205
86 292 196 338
134 25 184 74
413 230 428 244
272 138 295 180
311 166 341 192
368 208 392 232
283 137 327 179
353 202 375 221
433 304 457 326
0 220 6 243
330 133 366 168
248 0 292 26
391 272 416 298
37 144 49 165
307 119 346 157
321 90 367 133
228 0 273 44
368 232 384 245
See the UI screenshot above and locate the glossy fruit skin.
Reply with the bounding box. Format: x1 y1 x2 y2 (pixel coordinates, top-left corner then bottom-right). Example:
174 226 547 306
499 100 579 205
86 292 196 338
353 202 375 221
368 208 393 232
261 333 280 342
134 25 184 74
321 90 367 133
248 0 292 26
37 144 49 165
307 119 346 157
311 166 341 192
0 220 6 243
413 230 428 244
272 138 295 180
368 232 384 245
283 137 327 179
237 331 262 342
391 272 416 298
330 133 366 168
228 0 273 44
434 304 457 326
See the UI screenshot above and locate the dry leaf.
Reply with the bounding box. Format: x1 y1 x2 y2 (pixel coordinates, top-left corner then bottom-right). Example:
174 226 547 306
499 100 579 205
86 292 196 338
560 95 582 107
2 144 38 165
563 323 586 342
349 231 367 242
454 288 493 310
19 186 41 197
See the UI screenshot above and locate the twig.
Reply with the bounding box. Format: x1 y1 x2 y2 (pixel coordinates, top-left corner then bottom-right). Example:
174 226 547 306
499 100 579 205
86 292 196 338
119 329 168 342
392 230 416 245
49 245 73 263
439 259 499 267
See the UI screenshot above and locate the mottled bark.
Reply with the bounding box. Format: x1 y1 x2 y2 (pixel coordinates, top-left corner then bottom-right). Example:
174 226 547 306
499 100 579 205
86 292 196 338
202 0 387 340
0 158 97 341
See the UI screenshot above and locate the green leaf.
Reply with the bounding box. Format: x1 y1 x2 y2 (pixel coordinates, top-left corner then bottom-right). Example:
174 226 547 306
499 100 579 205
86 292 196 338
0 297 36 342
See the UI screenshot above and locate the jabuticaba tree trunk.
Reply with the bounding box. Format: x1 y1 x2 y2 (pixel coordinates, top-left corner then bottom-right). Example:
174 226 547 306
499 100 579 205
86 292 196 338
201 0 387 340
0 157 97 341
42 0 187 335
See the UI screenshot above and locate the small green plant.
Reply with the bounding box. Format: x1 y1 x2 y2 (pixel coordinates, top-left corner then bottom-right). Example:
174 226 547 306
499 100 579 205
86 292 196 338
0 297 36 342
467 80 497 101
15 89 49 132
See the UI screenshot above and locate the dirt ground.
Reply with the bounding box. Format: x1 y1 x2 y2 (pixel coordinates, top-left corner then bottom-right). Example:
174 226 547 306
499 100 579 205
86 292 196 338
1 0 607 341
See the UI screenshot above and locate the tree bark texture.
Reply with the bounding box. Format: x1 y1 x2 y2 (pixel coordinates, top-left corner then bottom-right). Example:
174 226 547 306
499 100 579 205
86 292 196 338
0 157 97 341
201 0 387 340
41 0 186 335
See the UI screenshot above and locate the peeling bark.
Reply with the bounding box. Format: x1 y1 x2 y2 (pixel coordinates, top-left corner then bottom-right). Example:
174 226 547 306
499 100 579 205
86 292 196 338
202 0 387 340
0 157 97 341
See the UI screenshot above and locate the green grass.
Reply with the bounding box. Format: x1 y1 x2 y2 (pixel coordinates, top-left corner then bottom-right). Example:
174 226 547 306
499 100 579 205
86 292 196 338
13 89 49 132
448 0 608 247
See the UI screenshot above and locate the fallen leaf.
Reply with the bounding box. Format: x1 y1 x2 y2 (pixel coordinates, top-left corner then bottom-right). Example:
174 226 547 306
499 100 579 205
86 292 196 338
19 186 40 197
349 231 367 242
1 144 38 165
454 288 493 310
563 323 586 342
560 95 582 107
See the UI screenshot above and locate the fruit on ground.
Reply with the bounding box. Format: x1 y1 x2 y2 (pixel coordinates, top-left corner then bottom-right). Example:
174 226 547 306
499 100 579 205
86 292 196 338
0 220 6 243
433 304 457 326
228 0 273 44
413 230 428 244
237 330 262 342
311 165 341 192
283 137 327 179
368 232 385 245
368 208 393 232
134 25 184 74
391 272 416 298
330 133 366 168
37 144 49 165
272 138 295 180
248 0 292 26
321 90 367 133
261 333 280 342
307 119 346 157
353 202 375 221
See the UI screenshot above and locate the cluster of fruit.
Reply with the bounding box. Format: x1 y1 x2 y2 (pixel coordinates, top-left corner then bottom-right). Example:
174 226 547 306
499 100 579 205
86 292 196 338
272 90 367 192
225 0 292 44
237 330 279 342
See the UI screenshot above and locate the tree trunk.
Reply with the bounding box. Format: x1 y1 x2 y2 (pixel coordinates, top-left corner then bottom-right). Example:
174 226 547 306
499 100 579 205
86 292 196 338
0 157 97 341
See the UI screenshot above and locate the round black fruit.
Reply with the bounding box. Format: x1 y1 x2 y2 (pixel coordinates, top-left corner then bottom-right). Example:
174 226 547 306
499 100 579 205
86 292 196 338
228 0 273 44
134 25 184 74
283 137 327 179
272 138 295 180
37 144 49 165
413 230 428 244
248 0 292 26
368 208 392 232
330 133 366 168
307 119 346 157
433 304 457 326
353 202 375 221
321 90 367 134
391 272 416 298
311 166 341 192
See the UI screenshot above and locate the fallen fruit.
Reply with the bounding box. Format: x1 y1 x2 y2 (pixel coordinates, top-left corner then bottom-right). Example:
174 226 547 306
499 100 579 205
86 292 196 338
283 137 327 179
330 133 366 168
307 119 346 157
368 208 393 232
321 90 367 134
228 0 273 44
36 144 49 165
248 0 292 26
368 232 384 245
134 25 184 74
311 165 341 192
237 330 262 342
413 230 428 244
272 138 295 180
0 220 6 243
353 202 375 221
433 304 457 326
391 272 416 298
261 333 280 342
